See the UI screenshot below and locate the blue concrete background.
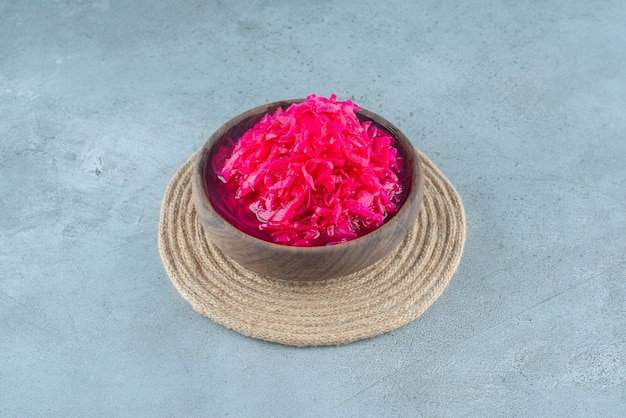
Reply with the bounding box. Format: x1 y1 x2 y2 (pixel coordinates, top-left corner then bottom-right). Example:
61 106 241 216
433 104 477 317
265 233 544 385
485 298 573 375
1 1 624 416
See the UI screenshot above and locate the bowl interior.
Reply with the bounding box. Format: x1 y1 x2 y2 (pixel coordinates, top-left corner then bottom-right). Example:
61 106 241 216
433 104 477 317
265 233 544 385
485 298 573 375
201 100 415 247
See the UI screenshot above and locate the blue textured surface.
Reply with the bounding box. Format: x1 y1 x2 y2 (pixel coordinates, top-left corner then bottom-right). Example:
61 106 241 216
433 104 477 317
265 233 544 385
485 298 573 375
1 1 624 416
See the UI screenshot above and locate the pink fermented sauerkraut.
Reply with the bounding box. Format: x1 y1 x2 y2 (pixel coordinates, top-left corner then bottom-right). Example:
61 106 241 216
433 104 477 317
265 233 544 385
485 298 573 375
211 94 410 247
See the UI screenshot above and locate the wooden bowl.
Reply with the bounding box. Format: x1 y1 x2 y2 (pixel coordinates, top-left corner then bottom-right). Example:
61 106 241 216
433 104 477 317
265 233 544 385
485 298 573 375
191 99 424 281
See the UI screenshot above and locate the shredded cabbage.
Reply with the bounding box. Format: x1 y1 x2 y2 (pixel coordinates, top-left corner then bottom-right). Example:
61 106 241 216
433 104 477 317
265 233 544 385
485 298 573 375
218 94 404 246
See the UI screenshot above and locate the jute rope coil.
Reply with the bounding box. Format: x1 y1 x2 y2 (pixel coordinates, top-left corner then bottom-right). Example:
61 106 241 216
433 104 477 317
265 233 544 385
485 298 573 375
158 148 466 346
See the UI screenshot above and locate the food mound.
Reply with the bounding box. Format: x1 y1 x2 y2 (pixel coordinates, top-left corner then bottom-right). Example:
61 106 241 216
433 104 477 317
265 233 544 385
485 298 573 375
217 94 405 247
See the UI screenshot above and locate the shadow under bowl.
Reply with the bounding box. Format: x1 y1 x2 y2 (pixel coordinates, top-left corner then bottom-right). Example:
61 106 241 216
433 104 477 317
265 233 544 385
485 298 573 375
191 99 424 281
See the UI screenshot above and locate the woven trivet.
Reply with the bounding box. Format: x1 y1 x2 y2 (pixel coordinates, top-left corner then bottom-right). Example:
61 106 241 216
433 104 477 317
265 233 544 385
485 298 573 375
158 148 466 346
